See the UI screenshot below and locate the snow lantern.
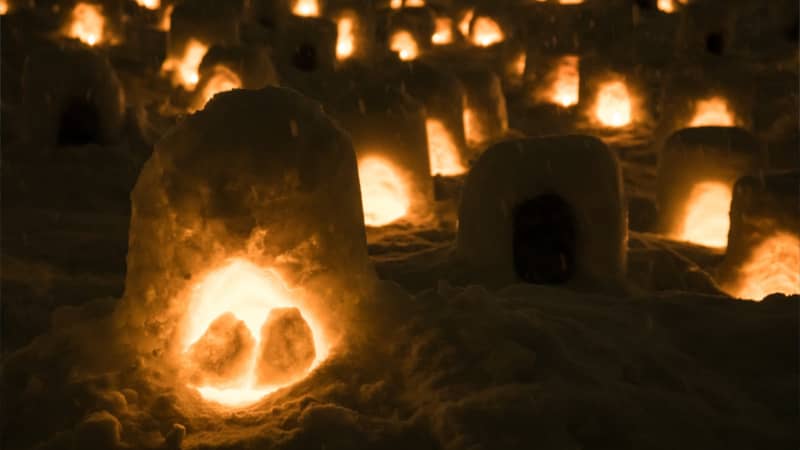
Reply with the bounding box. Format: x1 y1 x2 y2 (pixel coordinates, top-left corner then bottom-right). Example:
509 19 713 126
116 87 371 407
384 6 435 60
717 171 800 301
328 83 434 227
452 67 509 152
21 44 125 148
577 57 649 131
327 1 376 62
190 44 280 111
525 52 580 109
274 16 337 77
291 0 323 17
61 1 124 47
163 0 243 88
456 135 627 289
384 60 469 176
656 127 764 250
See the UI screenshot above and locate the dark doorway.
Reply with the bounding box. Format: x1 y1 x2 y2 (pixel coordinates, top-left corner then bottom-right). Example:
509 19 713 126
512 193 578 285
58 96 101 146
292 43 317 72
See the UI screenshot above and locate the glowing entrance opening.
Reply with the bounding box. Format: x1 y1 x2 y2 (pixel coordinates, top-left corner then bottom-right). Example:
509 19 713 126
594 81 632 127
657 0 675 13
470 17 504 47
336 16 356 60
0 0 9 14
390 30 418 61
432 17 454 45
358 156 410 226
292 0 319 17
725 233 800 300
426 119 466 176
136 0 160 10
195 66 242 111
547 56 580 107
673 181 732 249
457 9 474 37
181 259 328 407
68 3 105 46
688 97 736 127
162 39 209 90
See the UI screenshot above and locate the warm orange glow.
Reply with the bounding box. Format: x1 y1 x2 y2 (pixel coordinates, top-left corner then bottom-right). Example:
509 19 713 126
162 39 209 90
432 17 453 45
196 66 242 111
358 156 410 226
0 1 8 15
559 0 584 3
688 97 736 127
594 81 632 127
336 16 356 60
182 259 329 407
511 52 526 77
136 0 160 10
426 119 467 176
470 17 504 47
405 0 424 6
67 3 105 46
463 108 485 148
673 181 732 249
389 0 402 9
292 0 319 17
457 9 473 37
657 0 675 12
547 55 580 107
159 4 173 31
390 30 418 61
725 233 800 301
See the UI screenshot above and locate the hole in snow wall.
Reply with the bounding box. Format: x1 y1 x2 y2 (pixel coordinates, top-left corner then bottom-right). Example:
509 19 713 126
115 87 373 361
456 135 627 290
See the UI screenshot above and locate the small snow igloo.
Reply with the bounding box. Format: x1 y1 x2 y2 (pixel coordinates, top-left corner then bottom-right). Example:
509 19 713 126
716 172 800 301
189 44 280 111
329 83 435 227
327 1 376 62
577 57 649 131
456 135 627 289
656 127 764 250
22 44 125 148
451 67 509 152
116 87 372 407
383 6 435 61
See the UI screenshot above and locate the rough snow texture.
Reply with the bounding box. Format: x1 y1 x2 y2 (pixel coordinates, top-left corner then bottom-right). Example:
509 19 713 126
115 87 372 361
22 44 125 147
452 67 509 150
329 83 435 224
255 307 316 386
185 312 256 386
656 127 763 235
456 135 627 290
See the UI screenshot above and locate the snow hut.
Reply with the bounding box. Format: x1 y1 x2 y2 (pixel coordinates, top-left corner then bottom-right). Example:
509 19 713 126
456 135 627 289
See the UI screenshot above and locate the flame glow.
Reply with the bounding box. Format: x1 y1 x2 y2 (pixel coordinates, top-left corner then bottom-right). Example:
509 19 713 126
358 156 410 226
426 119 467 176
726 233 800 300
688 97 736 127
181 259 329 407
0 1 8 15
559 0 584 3
673 181 732 249
511 52 526 77
390 0 402 9
136 0 160 10
390 30 418 61
67 3 105 46
405 0 424 6
432 17 454 45
594 81 632 127
162 39 209 89
547 55 580 107
336 16 356 60
196 66 242 111
159 4 173 31
458 9 474 37
463 107 486 148
470 17 504 47
292 0 319 17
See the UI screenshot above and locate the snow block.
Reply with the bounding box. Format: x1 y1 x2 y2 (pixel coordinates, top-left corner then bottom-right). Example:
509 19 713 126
255 307 316 386
456 135 627 289
22 44 125 147
451 67 508 152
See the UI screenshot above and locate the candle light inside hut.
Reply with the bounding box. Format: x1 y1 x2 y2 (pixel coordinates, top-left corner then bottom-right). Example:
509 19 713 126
0 1 8 15
426 119 467 176
390 30 419 61
432 17 454 45
136 0 160 10
358 156 411 226
688 97 736 127
292 0 320 17
195 66 242 111
547 55 580 107
67 3 105 46
672 181 732 249
336 16 356 60
594 80 632 127
162 39 209 89
458 9 474 37
470 17 504 47
723 233 800 301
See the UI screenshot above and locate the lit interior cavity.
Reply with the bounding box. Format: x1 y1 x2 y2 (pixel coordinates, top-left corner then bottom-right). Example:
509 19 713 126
68 3 105 46
657 0 675 13
673 181 732 249
463 107 486 148
426 119 467 176
159 4 173 31
196 66 242 111
405 0 425 6
457 9 474 37
470 17 504 47
136 0 160 10
725 233 800 300
292 0 319 17
181 259 329 407
0 1 9 15
358 156 410 226
336 16 356 60
548 55 580 107
432 17 454 45
390 0 402 9
688 97 736 127
162 39 209 90
390 30 418 61
594 80 632 127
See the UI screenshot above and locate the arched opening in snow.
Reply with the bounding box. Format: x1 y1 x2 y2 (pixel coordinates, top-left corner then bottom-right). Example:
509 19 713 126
512 193 577 285
705 32 725 55
292 42 318 72
58 96 101 146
